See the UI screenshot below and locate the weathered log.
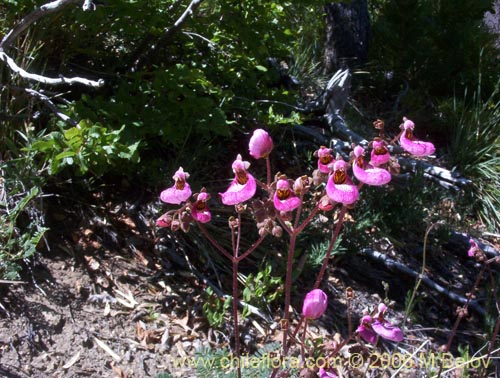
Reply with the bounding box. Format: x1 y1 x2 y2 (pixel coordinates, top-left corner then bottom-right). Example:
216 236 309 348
358 248 485 316
447 231 500 259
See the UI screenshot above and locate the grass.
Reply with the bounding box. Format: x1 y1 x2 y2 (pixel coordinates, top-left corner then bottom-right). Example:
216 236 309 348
443 77 500 231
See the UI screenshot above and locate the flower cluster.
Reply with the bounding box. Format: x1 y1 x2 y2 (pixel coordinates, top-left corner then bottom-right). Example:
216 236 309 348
154 119 434 378
156 118 435 231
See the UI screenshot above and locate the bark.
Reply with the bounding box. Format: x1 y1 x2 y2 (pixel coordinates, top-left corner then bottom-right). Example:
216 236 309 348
324 0 371 72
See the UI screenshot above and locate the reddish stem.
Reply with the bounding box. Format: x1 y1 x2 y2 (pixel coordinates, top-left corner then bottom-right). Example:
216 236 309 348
314 206 347 289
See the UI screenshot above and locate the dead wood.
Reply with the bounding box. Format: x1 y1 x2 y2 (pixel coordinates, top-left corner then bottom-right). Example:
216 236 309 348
358 248 485 316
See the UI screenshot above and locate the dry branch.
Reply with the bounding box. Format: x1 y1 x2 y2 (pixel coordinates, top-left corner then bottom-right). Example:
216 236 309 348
358 248 485 316
0 0 104 88
131 0 205 70
5 85 79 126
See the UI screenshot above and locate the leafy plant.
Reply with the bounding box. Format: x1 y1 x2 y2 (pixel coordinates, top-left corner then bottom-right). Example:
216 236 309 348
29 119 140 176
242 263 283 317
0 151 48 280
305 235 346 271
202 286 232 328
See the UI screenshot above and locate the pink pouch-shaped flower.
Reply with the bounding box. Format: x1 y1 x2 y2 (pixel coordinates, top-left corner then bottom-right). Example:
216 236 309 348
302 289 328 320
273 178 301 212
191 191 211 223
353 146 391 186
400 118 435 157
326 160 359 205
219 155 257 205
160 167 192 204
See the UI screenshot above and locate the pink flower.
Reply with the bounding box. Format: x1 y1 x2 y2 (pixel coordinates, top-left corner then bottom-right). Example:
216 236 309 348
356 315 377 344
156 212 172 228
316 146 335 174
467 238 480 258
400 118 436 157
191 191 211 223
160 167 192 204
319 367 338 378
372 303 404 342
249 129 274 159
326 160 359 205
353 146 391 186
318 195 335 212
302 289 328 320
273 179 301 212
370 139 390 166
219 155 257 205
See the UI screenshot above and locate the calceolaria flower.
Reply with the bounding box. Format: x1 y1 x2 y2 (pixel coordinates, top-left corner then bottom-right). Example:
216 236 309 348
249 129 274 159
352 145 391 186
302 289 328 320
399 117 435 157
191 190 211 223
370 139 390 166
219 154 257 205
371 303 404 342
315 146 335 174
273 178 301 212
467 238 486 261
356 315 378 344
160 167 192 205
326 160 359 205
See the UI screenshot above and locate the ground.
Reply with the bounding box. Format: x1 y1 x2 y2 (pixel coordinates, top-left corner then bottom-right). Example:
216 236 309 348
0 187 499 378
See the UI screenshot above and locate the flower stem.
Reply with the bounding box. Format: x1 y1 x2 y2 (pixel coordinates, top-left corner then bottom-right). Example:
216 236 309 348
232 258 241 378
314 206 347 289
282 231 297 356
403 221 441 329
436 264 486 378
266 156 272 188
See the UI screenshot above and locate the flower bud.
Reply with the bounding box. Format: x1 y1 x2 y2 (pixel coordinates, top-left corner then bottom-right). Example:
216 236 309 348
271 225 283 238
249 129 274 159
156 213 173 228
302 289 328 320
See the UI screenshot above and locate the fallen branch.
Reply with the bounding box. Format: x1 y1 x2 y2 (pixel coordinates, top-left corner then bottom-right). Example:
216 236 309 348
358 248 485 316
447 231 500 260
6 85 79 126
0 0 104 88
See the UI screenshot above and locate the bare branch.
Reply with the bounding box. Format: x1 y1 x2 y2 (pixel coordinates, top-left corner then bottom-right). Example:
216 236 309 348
6 85 79 126
0 52 104 87
0 0 104 88
132 0 205 70
0 0 81 51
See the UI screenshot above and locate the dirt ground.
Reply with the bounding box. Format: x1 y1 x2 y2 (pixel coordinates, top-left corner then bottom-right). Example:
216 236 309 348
1 190 499 378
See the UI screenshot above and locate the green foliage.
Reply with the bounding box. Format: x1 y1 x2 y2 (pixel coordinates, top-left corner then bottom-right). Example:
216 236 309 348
370 0 497 98
194 343 281 378
348 173 442 245
242 263 283 316
0 137 48 279
440 79 500 230
202 287 232 328
29 120 140 176
1 0 329 181
305 235 346 271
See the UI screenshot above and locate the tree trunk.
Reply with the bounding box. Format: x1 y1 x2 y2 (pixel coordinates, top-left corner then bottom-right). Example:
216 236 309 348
324 0 371 73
